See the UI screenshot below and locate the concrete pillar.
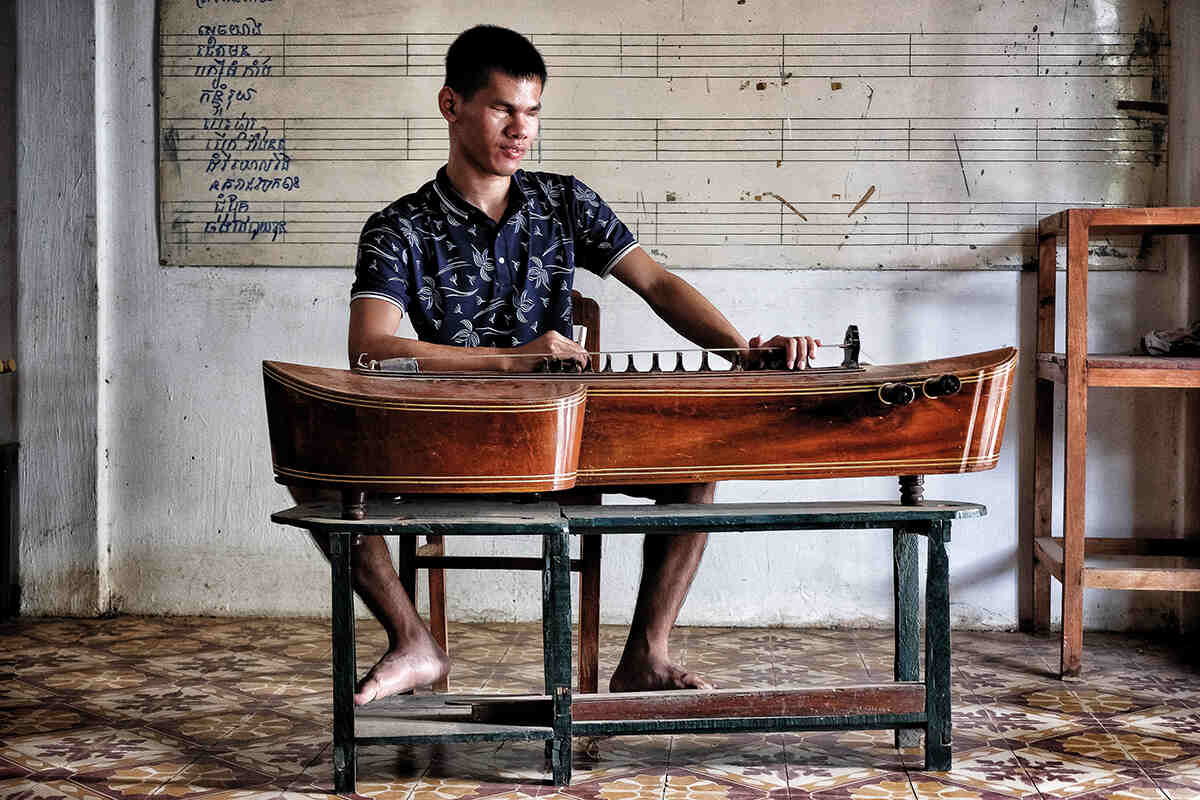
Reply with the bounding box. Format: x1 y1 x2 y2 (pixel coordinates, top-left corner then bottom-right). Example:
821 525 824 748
16 0 100 614
1173 0 1200 635
0 0 17 615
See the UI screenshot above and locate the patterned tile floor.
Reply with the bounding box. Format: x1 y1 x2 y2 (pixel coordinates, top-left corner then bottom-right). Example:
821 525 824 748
1 617 1197 800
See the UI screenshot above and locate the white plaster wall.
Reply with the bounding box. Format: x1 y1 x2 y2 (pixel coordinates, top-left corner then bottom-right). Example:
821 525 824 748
31 0 1191 631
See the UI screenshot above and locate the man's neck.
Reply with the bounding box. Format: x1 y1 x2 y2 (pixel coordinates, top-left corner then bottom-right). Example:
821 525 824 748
445 158 513 223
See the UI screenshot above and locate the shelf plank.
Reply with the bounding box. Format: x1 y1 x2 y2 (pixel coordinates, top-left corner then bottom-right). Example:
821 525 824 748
1033 537 1200 591
1036 535 1200 557
1036 353 1200 388
1033 537 1064 579
1039 207 1200 237
1084 566 1200 591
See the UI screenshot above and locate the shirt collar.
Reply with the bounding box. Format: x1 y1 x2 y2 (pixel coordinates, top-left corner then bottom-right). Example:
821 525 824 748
433 166 530 224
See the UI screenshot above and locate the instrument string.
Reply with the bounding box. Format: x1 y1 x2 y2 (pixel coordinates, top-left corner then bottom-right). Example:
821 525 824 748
372 344 850 363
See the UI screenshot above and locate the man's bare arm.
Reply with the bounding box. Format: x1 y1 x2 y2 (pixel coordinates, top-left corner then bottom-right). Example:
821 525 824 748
609 247 819 369
348 297 588 372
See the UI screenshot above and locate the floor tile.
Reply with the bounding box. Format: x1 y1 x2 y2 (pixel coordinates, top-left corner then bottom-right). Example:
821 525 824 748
0 725 189 774
1014 745 1139 797
0 777 117 800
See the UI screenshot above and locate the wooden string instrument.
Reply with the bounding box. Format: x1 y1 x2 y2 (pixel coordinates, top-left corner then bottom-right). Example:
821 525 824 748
263 326 1016 506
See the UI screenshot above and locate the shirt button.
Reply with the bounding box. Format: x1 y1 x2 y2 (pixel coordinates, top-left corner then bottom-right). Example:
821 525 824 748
498 257 505 264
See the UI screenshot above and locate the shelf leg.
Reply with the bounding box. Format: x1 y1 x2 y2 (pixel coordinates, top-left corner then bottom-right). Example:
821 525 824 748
1032 232 1057 634
1061 211 1089 679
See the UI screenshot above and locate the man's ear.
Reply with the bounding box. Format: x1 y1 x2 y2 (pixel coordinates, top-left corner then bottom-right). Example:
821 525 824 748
438 86 458 122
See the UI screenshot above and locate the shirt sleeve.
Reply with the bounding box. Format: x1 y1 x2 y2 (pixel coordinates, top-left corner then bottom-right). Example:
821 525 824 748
568 177 639 278
349 210 416 314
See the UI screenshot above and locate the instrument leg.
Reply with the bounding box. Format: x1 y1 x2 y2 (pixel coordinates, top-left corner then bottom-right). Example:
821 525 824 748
340 488 366 521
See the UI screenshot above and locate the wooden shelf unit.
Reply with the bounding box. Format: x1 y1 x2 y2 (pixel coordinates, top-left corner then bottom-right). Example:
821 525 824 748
1032 207 1200 678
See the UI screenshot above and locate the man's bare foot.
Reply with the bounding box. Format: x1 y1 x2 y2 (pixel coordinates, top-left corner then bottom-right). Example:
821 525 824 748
354 645 450 706
608 654 713 693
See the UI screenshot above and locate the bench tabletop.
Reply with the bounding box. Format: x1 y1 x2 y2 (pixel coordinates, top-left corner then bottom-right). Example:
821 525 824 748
562 501 986 533
271 500 566 535
272 498 985 535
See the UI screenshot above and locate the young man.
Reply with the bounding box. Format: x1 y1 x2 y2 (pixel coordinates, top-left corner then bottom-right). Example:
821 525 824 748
343 25 818 705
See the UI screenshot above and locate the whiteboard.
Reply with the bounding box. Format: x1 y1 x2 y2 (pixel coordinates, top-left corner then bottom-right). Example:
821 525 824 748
158 0 1170 270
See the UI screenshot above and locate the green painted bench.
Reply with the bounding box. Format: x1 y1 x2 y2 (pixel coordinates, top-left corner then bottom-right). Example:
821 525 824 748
271 497 985 791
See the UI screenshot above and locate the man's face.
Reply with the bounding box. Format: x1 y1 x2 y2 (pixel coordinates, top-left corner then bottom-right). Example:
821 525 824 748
444 71 542 178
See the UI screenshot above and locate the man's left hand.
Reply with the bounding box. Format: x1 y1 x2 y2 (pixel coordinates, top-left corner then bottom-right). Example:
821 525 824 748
747 334 822 370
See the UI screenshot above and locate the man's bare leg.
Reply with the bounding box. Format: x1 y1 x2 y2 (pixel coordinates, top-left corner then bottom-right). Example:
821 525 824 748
609 482 715 692
311 531 449 705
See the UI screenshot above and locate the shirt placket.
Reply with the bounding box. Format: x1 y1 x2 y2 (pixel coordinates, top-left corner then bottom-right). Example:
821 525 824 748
491 224 512 296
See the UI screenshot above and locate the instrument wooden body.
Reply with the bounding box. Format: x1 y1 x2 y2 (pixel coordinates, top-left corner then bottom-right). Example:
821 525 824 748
263 347 1016 494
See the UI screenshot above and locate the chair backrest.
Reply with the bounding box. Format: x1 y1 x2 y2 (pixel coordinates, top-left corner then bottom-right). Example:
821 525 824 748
570 290 601 353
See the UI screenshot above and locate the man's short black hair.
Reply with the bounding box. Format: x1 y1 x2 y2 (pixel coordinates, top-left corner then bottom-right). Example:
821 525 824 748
445 25 547 100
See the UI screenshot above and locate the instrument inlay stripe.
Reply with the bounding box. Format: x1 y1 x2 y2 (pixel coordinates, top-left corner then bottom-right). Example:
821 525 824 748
266 367 587 413
275 465 577 484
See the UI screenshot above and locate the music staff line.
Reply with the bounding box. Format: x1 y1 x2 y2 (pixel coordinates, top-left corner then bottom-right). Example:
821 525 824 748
161 31 1167 79
163 115 1165 165
163 199 1148 251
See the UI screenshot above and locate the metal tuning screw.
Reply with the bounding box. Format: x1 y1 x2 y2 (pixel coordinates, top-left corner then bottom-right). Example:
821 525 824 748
878 382 916 406
602 353 613 372
649 353 662 372
922 374 961 399
674 352 686 371
841 324 861 369
700 351 711 372
731 352 744 371
625 354 638 372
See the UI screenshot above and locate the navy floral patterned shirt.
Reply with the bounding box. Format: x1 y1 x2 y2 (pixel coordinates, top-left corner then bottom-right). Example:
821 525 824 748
351 167 638 348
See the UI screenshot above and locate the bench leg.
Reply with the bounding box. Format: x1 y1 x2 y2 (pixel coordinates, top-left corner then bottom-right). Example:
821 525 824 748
330 533 358 793
924 521 951 771
426 534 449 692
543 526 573 785
893 526 920 749
579 533 602 694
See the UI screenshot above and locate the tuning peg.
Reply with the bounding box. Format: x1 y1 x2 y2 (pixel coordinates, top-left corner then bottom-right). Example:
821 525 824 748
700 351 711 372
602 354 613 372
878 382 916 406
650 353 661 372
922 374 961 398
674 352 686 371
625 354 638 372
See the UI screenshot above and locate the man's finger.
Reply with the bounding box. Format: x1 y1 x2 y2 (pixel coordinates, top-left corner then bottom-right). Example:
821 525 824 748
786 336 799 370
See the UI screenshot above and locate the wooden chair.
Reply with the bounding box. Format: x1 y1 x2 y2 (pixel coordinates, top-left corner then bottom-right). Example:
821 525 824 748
401 290 603 693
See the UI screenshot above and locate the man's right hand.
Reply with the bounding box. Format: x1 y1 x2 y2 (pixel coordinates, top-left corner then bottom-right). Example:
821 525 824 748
508 331 589 372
